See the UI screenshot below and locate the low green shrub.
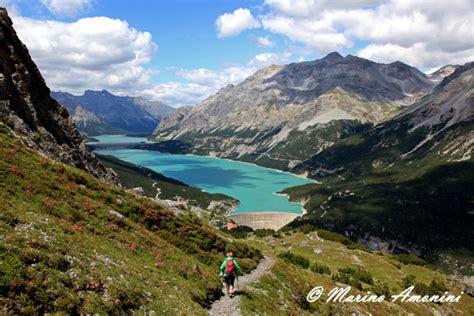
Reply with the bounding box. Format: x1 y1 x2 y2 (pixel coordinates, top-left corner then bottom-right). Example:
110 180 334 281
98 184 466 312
310 263 331 275
317 229 370 251
393 254 427 266
300 224 315 234
278 251 310 269
254 229 275 238
332 267 374 289
371 282 391 297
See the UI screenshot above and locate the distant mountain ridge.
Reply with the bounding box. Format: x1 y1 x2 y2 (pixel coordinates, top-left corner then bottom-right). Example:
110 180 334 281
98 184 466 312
52 90 175 136
152 53 434 170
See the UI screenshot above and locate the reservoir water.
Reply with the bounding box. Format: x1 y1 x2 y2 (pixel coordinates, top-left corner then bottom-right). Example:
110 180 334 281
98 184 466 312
91 135 313 214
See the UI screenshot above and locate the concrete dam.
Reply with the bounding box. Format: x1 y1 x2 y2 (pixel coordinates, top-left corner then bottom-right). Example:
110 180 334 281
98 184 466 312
229 212 301 230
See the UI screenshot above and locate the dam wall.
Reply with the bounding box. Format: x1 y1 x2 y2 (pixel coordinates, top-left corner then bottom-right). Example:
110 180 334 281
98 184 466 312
229 212 300 230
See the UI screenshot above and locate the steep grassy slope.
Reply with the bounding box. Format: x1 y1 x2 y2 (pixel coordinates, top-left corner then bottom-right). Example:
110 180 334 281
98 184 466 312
0 124 261 314
240 232 474 315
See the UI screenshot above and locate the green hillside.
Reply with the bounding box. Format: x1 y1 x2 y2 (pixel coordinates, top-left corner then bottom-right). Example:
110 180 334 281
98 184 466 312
283 120 474 273
0 124 261 314
240 231 474 315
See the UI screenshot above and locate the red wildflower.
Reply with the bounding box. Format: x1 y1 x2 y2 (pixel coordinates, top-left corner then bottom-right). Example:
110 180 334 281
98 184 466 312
8 148 17 157
106 223 118 231
9 165 24 178
70 224 84 233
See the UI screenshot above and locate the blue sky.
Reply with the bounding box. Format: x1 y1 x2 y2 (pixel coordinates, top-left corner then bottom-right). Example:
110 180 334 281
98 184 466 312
9 0 308 84
3 0 473 106
93 0 273 82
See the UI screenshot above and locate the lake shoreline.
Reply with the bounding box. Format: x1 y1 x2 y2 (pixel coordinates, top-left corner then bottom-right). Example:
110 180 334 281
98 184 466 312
272 192 307 216
88 135 318 183
90 135 315 222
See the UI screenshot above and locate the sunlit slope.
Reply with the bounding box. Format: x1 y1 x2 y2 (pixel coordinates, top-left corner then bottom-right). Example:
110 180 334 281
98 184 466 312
0 124 261 314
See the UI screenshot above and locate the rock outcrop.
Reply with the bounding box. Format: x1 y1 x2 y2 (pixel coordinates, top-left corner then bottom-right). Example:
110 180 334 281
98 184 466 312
428 64 459 83
0 8 117 183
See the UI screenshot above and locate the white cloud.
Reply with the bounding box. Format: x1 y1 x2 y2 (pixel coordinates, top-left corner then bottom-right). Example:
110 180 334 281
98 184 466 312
148 51 292 106
249 52 291 67
176 52 291 88
264 0 382 17
358 43 474 69
216 8 260 38
12 11 280 107
12 15 157 95
164 66 256 106
142 82 215 108
261 14 351 53
175 66 255 86
256 36 274 47
40 0 92 17
250 0 474 68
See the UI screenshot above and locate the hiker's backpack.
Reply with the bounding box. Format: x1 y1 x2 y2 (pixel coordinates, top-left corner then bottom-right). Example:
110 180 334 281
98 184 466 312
225 259 236 276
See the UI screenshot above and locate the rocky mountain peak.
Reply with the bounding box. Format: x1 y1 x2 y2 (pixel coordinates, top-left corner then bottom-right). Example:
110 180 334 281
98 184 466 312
0 8 117 183
429 64 459 83
322 51 344 60
84 89 113 96
403 61 473 131
435 62 472 91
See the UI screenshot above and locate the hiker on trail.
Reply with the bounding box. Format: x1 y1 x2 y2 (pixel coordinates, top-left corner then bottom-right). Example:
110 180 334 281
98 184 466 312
220 251 240 298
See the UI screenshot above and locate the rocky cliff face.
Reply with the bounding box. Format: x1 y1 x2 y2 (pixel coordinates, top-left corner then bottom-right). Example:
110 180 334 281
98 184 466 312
152 53 434 170
405 62 473 132
0 8 117 183
428 64 459 83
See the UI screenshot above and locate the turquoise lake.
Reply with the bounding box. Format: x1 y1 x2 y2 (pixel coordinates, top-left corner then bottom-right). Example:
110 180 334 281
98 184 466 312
92 135 314 214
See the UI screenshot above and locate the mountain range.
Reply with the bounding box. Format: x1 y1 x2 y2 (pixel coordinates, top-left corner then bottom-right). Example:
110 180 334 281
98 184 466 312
152 52 437 170
52 90 175 136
